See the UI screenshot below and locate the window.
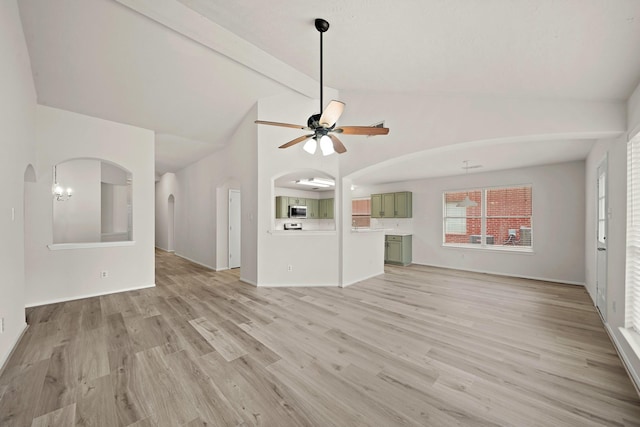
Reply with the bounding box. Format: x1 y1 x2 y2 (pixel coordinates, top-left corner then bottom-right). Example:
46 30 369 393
444 202 469 235
443 185 532 249
352 198 371 228
627 135 640 333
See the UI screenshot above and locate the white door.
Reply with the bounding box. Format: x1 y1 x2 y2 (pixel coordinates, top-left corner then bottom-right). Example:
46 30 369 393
596 156 608 319
229 190 241 269
168 195 175 252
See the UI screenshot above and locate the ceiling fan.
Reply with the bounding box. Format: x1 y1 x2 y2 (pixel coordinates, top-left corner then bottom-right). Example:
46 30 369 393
255 18 389 155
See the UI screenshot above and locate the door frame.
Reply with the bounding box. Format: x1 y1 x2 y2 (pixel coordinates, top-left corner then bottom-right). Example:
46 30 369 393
228 189 241 269
596 155 608 319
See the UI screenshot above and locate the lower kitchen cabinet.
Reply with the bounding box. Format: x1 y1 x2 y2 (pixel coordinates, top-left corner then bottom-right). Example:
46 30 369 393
385 234 412 266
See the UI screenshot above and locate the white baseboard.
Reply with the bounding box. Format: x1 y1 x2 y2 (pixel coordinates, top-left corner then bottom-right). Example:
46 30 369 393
411 262 585 287
25 283 156 308
0 322 29 377
155 246 174 253
174 252 216 271
255 282 340 288
240 277 257 287
341 270 385 288
611 326 640 396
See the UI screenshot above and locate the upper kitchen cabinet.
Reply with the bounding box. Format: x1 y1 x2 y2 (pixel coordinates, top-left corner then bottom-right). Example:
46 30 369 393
394 191 412 218
306 199 319 218
371 192 412 218
319 198 334 219
288 197 306 206
275 196 289 218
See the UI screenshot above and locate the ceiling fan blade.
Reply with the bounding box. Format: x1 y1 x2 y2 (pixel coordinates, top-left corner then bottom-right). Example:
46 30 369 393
255 120 309 130
278 134 314 149
319 100 345 128
335 126 390 136
328 134 347 154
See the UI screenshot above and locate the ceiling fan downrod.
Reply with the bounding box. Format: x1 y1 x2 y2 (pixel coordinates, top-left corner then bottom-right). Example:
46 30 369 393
315 18 329 116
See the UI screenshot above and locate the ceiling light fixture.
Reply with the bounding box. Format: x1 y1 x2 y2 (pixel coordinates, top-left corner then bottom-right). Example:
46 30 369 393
303 138 317 154
456 160 479 208
319 135 334 156
296 177 335 188
52 165 73 201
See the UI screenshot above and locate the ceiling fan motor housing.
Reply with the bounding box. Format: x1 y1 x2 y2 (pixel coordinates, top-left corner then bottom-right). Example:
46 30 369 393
315 18 329 32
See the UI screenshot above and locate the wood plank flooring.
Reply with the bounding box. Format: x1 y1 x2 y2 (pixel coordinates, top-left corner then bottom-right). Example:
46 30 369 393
1 249 640 426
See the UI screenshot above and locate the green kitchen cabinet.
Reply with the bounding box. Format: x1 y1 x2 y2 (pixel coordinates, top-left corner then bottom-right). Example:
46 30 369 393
319 198 334 219
288 197 306 206
371 192 412 218
275 196 289 219
382 193 395 218
394 191 412 218
371 194 382 218
306 199 319 218
385 234 412 266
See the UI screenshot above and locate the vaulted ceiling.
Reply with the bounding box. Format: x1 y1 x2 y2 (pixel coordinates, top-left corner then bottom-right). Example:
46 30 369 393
17 0 640 178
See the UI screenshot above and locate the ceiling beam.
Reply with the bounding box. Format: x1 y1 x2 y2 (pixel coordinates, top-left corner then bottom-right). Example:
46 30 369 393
115 0 319 99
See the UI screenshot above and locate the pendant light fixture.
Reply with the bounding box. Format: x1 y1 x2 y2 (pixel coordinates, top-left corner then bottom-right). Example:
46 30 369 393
456 160 479 208
52 165 73 201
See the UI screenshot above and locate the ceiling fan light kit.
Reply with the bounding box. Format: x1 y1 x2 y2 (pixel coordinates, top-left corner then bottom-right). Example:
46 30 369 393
254 18 389 155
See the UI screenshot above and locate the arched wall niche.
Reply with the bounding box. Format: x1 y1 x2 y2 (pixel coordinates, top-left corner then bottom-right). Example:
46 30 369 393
52 158 132 244
24 164 36 183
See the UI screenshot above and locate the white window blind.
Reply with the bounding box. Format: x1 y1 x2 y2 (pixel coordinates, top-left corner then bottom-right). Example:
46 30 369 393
445 202 467 234
627 135 640 332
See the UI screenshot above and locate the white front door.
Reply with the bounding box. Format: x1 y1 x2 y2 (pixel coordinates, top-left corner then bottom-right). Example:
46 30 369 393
229 190 241 269
596 156 608 319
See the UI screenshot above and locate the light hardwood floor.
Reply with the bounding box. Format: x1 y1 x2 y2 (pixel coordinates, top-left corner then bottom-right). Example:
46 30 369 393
1 249 640 426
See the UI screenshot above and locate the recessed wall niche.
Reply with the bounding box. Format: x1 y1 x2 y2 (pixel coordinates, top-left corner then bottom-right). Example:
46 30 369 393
52 159 132 244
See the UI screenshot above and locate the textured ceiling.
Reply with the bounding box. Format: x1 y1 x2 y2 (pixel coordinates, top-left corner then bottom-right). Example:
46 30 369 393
17 0 640 177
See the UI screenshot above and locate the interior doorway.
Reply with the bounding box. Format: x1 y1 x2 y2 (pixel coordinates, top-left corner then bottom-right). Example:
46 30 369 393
23 164 36 323
168 194 175 252
229 189 241 269
596 155 608 319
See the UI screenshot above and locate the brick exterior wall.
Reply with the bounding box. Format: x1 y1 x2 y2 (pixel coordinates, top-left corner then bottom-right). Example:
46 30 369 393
444 187 532 246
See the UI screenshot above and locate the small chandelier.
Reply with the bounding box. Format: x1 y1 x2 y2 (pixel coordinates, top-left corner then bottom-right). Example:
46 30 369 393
456 160 479 208
52 165 73 201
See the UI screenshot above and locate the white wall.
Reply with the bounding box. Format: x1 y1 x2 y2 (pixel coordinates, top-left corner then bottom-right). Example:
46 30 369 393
53 159 101 243
584 80 640 389
25 106 155 306
173 104 259 283
0 0 37 369
155 172 178 251
256 91 341 287
352 161 586 285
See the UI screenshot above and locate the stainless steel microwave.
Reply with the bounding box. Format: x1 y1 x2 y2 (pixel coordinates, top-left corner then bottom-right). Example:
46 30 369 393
288 205 307 218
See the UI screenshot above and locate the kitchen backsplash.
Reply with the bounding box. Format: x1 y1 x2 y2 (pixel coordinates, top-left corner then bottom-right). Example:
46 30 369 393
274 218 336 231
370 217 414 233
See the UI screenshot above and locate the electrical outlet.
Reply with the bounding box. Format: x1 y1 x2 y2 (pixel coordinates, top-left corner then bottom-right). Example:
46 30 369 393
100 271 108 278
287 265 293 272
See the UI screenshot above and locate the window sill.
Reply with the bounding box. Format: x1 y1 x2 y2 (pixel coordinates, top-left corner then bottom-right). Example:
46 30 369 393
442 243 534 254
48 241 136 250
